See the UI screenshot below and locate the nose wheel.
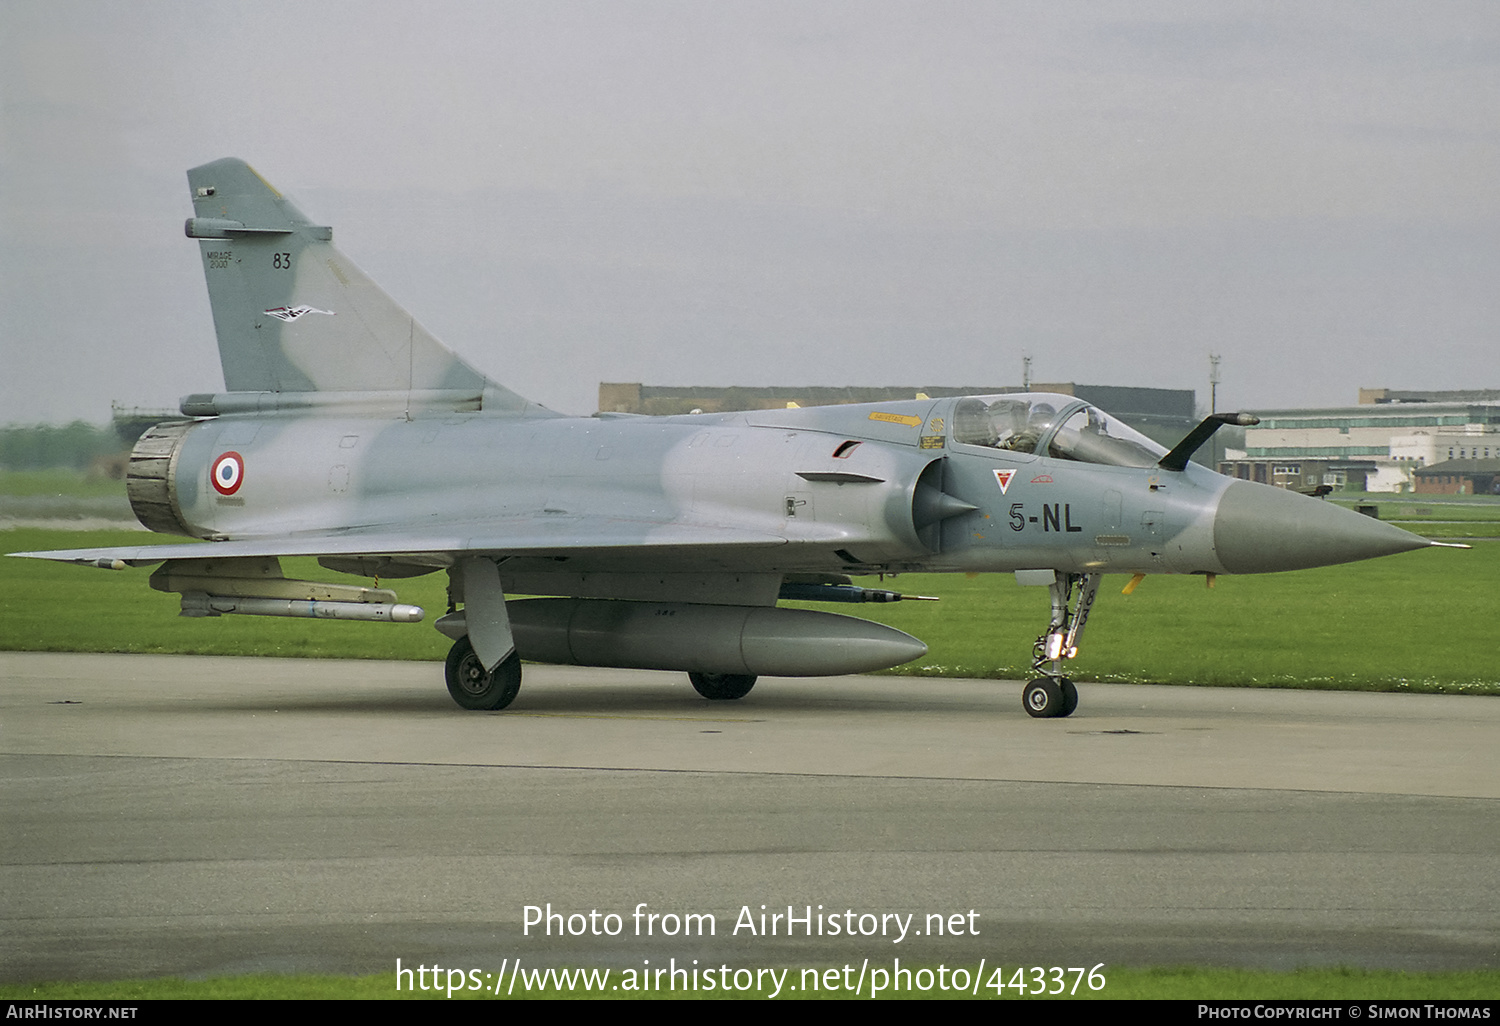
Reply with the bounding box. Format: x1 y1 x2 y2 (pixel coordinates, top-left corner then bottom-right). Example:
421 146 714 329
1023 676 1079 718
1024 572 1098 718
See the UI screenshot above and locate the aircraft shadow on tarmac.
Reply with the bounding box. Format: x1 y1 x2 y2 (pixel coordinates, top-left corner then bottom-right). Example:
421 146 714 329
114 670 1022 718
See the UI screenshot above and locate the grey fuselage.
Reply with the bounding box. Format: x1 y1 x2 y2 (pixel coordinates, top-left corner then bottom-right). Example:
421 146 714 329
143 392 1254 589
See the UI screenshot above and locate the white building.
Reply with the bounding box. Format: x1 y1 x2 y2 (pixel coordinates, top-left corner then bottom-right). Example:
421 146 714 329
1389 429 1500 466
1224 391 1500 493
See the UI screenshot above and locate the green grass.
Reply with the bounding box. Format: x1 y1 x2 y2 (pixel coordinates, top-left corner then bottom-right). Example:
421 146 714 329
1321 493 1500 540
3 526 1494 694
0 468 130 499
843 545 1497 694
2 967 1496 1000
1328 491 1500 518
1394 521 1498 538
0 469 134 522
1 528 450 662
1327 492 1500 536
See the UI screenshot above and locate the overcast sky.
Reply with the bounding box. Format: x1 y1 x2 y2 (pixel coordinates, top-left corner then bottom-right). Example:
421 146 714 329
3 1 1497 423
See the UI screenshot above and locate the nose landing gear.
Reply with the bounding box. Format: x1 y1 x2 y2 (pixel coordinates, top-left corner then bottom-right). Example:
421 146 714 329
1024 572 1099 718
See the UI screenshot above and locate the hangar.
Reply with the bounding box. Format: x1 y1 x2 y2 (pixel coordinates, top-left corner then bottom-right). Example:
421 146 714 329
1413 458 1500 496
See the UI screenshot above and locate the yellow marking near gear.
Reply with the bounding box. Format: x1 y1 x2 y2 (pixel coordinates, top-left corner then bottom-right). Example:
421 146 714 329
1206 573 1217 589
1122 573 1146 595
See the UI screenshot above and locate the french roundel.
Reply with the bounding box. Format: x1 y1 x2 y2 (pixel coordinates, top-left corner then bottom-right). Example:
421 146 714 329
211 452 244 495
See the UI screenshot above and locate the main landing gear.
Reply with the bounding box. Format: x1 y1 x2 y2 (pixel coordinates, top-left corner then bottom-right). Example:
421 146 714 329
688 672 757 700
445 635 523 710
1024 572 1100 718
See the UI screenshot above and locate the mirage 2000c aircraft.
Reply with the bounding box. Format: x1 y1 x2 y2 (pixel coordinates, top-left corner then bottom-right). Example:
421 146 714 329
12 159 1460 718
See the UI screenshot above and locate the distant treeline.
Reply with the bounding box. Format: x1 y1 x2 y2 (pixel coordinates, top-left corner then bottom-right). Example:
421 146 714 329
0 423 127 471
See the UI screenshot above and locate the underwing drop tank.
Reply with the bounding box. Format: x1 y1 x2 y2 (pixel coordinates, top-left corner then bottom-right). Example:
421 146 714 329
441 598 928 676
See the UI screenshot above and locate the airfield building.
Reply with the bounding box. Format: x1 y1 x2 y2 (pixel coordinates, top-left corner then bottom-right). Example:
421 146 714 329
1412 458 1500 496
1220 388 1500 493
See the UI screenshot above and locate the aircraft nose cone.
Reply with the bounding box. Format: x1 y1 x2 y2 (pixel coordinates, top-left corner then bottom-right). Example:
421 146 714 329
1213 481 1431 574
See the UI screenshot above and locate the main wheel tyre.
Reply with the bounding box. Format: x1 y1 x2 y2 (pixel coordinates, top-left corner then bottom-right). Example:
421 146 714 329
688 671 757 700
1023 677 1065 718
445 636 522 711
1058 677 1079 717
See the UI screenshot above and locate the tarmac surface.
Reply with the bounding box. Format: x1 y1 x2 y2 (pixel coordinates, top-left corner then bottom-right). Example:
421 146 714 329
2 652 1497 985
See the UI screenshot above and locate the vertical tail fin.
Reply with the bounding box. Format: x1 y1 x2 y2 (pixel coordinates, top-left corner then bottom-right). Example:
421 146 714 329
184 158 534 413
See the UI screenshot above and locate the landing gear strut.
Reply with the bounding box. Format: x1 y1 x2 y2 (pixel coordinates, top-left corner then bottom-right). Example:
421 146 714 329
1024 572 1099 718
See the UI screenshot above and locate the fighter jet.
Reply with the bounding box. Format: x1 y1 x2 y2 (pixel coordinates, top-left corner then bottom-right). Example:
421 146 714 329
11 158 1459 718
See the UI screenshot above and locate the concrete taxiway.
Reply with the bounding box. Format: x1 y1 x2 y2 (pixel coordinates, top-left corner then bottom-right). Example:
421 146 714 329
2 652 1497 983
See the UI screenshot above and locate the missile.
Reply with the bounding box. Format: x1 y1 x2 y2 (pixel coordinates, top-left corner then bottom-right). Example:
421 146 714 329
777 583 939 603
179 592 424 622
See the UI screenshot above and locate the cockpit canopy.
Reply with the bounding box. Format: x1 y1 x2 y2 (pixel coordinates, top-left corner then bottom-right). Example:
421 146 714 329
950 393 1168 469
